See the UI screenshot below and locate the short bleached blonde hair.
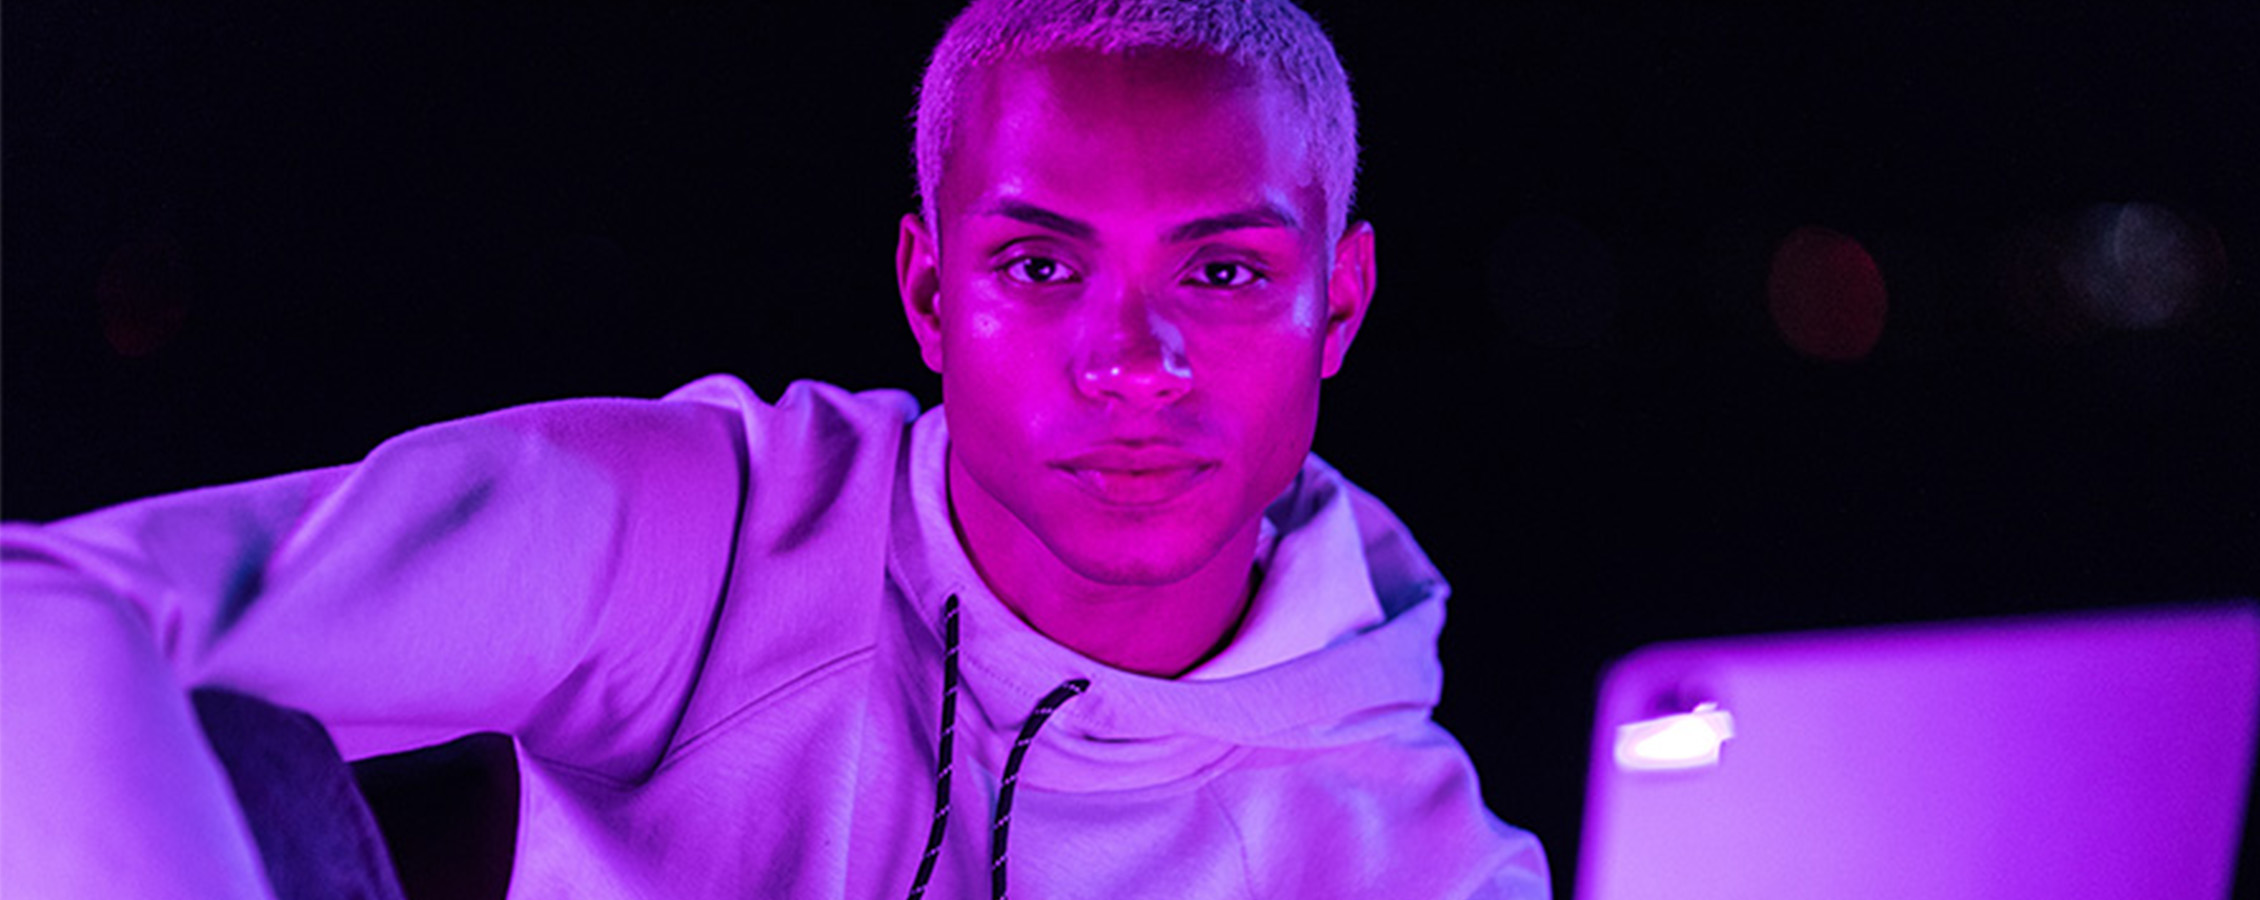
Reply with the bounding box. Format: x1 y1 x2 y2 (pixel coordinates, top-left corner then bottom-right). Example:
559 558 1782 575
913 0 1360 240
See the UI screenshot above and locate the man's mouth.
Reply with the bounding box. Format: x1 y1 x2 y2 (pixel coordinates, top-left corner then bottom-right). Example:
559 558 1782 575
1051 447 1216 506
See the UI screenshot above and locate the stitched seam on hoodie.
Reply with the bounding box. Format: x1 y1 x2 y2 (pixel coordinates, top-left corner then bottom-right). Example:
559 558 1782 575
1200 782 1262 899
652 644 878 770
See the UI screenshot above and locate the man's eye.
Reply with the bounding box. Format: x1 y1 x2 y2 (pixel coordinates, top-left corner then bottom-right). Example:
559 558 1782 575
1003 256 1076 285
1191 261 1260 289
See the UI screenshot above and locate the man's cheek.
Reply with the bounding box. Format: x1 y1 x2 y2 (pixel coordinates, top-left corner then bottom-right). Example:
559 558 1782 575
990 357 1049 397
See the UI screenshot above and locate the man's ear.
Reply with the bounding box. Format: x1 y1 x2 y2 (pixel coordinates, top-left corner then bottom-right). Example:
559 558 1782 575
1321 220 1377 378
897 213 946 373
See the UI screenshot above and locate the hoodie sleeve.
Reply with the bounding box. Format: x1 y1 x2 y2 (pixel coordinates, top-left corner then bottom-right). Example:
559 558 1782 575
1 394 747 899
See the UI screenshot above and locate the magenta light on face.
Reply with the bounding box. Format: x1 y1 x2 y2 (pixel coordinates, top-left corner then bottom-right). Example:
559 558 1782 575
1577 602 2260 900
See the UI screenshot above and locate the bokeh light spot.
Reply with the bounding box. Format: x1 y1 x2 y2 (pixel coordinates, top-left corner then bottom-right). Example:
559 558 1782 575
1767 227 1887 362
2062 202 2222 330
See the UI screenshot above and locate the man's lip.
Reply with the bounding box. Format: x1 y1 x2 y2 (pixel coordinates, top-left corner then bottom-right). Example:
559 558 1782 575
1050 446 1217 505
1050 445 1213 472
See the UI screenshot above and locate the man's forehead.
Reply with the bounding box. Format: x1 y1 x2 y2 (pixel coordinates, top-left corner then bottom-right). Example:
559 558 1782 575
938 47 1322 234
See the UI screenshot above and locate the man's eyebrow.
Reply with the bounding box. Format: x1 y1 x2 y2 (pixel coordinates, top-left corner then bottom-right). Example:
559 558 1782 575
981 200 1301 243
1168 204 1301 243
984 200 1096 241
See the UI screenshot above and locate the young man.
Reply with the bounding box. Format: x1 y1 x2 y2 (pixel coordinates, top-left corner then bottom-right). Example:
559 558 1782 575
0 1 1548 897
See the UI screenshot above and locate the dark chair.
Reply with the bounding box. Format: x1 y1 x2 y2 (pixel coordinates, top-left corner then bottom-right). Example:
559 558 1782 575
193 689 518 900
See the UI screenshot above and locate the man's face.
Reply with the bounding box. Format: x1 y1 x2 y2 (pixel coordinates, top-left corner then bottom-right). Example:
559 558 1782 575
899 48 1374 590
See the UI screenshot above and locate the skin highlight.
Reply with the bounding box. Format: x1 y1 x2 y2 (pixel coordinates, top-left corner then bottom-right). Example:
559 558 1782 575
897 48 1376 677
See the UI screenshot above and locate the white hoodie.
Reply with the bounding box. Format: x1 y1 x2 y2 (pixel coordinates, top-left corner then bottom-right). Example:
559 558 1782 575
1 376 1548 899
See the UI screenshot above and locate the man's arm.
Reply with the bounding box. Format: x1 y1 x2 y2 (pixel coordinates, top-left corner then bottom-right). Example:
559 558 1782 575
1 396 746 897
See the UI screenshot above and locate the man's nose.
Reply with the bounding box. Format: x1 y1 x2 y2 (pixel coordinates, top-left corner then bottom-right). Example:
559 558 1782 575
1074 288 1192 406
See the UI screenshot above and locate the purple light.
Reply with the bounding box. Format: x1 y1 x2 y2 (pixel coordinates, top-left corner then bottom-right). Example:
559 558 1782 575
1614 702 1735 771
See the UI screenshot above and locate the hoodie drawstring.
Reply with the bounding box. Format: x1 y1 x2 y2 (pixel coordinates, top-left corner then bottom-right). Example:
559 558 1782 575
903 594 1089 900
902 594 964 900
989 678 1088 899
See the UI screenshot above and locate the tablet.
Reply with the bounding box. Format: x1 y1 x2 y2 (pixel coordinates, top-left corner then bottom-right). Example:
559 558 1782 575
1577 601 2258 900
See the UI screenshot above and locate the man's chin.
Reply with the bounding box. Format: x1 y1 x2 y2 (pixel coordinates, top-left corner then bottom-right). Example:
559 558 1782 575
1047 531 1234 589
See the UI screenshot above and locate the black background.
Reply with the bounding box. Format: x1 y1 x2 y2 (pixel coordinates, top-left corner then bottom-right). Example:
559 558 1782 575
8 2 2258 895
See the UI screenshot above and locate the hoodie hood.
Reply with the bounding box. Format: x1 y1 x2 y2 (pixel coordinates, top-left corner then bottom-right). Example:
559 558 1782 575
887 408 1454 793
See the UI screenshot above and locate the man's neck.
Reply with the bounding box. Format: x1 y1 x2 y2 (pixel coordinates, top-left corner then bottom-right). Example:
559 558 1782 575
947 459 1260 679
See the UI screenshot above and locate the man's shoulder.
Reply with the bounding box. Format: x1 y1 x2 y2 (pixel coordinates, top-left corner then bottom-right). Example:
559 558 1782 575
661 375 924 437
394 376 925 481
